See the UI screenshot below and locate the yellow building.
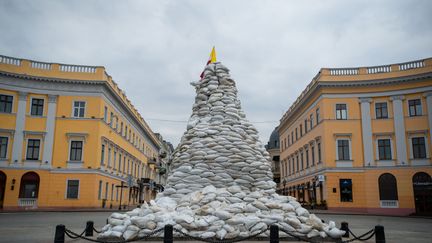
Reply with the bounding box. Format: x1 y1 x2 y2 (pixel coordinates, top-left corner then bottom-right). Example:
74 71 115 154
0 54 164 210
278 58 432 216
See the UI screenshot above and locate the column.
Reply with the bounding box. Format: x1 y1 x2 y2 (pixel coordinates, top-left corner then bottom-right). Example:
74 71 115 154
391 95 408 165
425 92 432 147
42 95 57 167
11 91 27 164
359 98 374 166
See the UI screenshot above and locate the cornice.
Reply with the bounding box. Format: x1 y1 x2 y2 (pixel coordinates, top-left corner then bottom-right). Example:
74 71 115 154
280 72 432 128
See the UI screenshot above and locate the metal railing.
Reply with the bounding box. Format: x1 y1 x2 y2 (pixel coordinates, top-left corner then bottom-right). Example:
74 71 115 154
18 198 37 207
55 220 386 243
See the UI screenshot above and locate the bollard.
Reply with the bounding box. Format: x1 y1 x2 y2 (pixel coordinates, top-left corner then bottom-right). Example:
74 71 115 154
164 224 173 243
270 225 279 243
340 222 349 238
85 221 94 237
54 224 65 243
375 225 385 243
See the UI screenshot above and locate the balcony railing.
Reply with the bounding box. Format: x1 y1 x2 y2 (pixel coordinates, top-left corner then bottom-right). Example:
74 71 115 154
59 64 96 73
329 68 359 76
31 61 51 70
18 198 38 208
367 65 391 74
380 200 398 208
398 60 425 71
0 55 21 66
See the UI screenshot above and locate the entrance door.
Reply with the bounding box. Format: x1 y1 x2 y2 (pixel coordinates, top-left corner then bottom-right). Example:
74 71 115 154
0 171 6 209
412 172 432 215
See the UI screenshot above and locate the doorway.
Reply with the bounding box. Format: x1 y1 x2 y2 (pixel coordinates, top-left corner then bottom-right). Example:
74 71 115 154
412 172 432 215
0 171 6 209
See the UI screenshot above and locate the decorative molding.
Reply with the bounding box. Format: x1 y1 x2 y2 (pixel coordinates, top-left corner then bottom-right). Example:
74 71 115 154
0 128 15 135
423 92 432 97
359 97 373 103
48 94 58 103
18 91 27 100
390 95 405 101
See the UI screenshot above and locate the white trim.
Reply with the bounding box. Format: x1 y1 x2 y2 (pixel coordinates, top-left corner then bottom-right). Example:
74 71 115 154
0 135 11 160
374 100 390 119
25 138 42 161
29 96 45 117
407 133 429 160
335 137 352 161
335 103 348 120
71 100 86 118
375 136 394 161
407 97 424 117
65 179 80 199
380 200 399 208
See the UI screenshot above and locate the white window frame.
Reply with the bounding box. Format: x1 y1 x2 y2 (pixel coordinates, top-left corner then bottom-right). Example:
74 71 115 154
408 133 430 165
336 138 352 161
72 100 86 118
0 94 14 114
0 135 10 159
66 133 87 164
407 98 423 117
335 103 348 120
69 140 84 162
375 136 394 162
29 97 45 117
107 147 112 168
25 138 42 161
65 179 80 199
374 101 389 119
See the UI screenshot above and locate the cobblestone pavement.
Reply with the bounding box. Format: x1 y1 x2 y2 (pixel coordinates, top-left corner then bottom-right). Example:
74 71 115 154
0 211 430 242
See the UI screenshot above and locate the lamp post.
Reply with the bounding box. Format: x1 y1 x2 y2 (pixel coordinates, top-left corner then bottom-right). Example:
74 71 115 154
116 181 128 210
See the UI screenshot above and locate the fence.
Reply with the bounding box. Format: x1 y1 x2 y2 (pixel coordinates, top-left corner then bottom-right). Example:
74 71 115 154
54 220 385 243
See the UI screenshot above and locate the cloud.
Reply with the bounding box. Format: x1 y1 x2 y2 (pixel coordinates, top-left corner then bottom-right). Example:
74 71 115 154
1 0 431 146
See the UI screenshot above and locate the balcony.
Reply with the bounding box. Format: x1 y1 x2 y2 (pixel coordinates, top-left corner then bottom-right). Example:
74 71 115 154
18 198 38 208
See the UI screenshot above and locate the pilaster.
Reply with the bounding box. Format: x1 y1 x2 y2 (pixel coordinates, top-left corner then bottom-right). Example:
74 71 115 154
359 97 374 166
11 91 27 164
390 95 407 165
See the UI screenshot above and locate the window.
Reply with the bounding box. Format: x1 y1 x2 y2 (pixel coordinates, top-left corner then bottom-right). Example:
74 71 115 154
316 108 320 123
286 136 289 147
375 102 388 119
337 139 350 160
26 139 40 160
408 99 422 116
105 182 109 199
310 114 313 129
378 173 398 201
317 142 322 163
69 141 83 161
123 156 126 173
108 147 112 167
0 137 8 158
300 151 304 170
296 154 299 172
98 180 102 200
111 184 114 201
101 144 105 165
115 117 118 130
104 106 108 122
125 126 128 137
295 128 298 140
336 104 347 120
305 148 309 168
412 137 426 159
304 119 308 133
118 154 122 173
0 95 13 113
110 112 114 127
73 101 85 118
30 98 44 116
340 179 353 202
120 122 123 134
378 139 392 160
116 187 119 201
300 125 303 137
311 145 315 166
291 131 294 144
66 180 79 199
113 151 117 170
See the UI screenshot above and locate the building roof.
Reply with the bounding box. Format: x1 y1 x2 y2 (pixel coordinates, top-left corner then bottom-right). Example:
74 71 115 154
266 126 280 149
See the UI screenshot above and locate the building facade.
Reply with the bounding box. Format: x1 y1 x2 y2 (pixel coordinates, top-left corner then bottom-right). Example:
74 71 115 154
278 58 432 215
0 54 164 210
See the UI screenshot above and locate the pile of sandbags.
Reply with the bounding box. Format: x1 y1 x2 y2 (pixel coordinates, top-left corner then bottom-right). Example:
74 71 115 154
99 62 345 241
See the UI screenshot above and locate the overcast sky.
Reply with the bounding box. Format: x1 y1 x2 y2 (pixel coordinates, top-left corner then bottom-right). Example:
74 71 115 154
1 0 431 146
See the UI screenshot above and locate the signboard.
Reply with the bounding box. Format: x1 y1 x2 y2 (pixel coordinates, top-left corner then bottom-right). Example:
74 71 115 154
318 175 325 182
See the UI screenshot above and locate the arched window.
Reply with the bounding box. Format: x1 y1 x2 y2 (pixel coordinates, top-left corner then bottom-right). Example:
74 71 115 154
19 172 40 198
378 173 398 201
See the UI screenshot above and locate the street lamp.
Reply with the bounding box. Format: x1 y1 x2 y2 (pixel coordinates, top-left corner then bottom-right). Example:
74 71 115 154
116 181 128 210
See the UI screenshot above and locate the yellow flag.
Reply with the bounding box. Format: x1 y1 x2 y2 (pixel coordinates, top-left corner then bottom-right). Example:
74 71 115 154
209 46 217 64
